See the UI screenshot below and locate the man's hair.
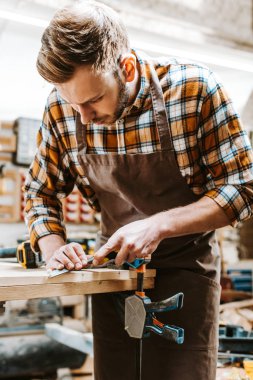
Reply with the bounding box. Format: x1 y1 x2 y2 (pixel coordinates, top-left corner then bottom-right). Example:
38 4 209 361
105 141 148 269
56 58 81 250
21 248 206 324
37 1 130 83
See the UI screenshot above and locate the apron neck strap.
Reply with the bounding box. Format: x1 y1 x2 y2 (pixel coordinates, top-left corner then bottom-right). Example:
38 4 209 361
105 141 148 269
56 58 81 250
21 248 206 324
76 113 87 153
149 64 173 151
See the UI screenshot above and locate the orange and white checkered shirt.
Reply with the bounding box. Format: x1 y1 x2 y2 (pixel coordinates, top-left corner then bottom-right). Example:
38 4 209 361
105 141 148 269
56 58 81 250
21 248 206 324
24 50 253 251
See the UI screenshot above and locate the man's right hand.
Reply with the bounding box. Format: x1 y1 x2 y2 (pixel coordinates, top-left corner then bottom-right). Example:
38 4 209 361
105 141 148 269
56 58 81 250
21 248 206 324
38 235 89 270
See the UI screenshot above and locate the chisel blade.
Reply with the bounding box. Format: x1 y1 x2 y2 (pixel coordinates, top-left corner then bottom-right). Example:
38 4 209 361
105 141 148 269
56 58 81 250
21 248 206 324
47 268 69 278
47 256 95 278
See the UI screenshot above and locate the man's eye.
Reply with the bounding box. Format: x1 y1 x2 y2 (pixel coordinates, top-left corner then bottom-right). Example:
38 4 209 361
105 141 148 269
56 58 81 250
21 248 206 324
90 96 103 104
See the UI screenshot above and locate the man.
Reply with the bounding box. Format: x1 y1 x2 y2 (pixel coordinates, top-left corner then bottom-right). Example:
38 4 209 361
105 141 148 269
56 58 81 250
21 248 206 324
25 1 253 379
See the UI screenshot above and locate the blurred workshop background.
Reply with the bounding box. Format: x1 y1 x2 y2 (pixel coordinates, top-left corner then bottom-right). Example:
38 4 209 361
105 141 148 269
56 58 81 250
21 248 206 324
0 1 253 379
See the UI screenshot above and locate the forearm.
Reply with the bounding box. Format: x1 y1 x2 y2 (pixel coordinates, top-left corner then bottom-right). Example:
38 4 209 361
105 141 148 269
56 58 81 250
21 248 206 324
24 116 75 252
25 190 67 252
38 234 66 262
156 196 230 240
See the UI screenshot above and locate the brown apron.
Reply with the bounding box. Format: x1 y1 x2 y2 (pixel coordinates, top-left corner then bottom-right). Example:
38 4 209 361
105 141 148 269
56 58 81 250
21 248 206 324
76 64 221 380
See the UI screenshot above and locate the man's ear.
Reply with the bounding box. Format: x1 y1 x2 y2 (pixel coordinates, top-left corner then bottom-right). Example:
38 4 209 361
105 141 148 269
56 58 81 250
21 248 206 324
120 54 137 83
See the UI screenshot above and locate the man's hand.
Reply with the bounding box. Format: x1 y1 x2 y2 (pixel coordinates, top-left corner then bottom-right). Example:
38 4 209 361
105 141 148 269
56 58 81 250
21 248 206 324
38 235 89 270
45 242 89 270
93 196 231 267
93 216 162 266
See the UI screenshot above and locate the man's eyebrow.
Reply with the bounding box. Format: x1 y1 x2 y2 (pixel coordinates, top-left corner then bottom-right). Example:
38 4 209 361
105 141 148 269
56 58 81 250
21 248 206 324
58 91 104 105
77 93 104 105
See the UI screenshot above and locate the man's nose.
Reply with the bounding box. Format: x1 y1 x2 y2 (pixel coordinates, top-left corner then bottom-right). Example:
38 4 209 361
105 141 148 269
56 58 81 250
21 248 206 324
77 104 95 124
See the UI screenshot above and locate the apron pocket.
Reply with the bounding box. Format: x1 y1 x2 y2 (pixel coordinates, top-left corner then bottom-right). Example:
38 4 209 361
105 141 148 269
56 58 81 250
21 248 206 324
145 269 221 350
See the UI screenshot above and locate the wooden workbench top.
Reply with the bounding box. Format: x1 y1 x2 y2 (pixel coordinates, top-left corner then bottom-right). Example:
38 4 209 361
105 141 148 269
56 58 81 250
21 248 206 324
0 262 155 301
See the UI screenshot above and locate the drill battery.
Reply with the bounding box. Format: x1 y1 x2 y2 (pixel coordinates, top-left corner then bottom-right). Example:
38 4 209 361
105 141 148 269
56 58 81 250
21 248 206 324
0 241 43 269
16 241 43 269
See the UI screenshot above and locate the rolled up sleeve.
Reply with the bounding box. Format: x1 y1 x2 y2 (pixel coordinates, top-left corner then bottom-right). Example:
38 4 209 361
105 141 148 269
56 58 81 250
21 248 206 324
24 109 75 252
198 71 253 226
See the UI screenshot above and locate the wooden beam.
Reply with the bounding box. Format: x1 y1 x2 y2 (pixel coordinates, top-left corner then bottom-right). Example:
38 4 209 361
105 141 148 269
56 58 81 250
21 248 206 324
220 298 253 312
0 278 155 301
0 263 155 285
0 135 16 152
0 262 155 301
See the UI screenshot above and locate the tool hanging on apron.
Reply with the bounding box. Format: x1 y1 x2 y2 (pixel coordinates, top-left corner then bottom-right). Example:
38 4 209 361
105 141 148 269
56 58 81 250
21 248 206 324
76 62 221 380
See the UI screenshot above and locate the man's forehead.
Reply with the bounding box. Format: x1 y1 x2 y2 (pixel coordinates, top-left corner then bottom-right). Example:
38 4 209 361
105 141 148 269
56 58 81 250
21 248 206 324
74 65 114 83
56 67 113 104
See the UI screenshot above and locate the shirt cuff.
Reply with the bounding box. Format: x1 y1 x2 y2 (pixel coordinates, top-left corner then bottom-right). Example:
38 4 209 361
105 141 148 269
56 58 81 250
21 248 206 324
205 185 252 227
28 219 67 252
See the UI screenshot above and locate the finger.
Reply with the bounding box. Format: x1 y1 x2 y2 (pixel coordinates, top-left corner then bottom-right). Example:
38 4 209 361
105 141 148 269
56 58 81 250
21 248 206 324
115 245 131 266
54 249 75 270
125 250 137 263
46 258 64 271
124 244 152 264
93 238 119 266
70 243 88 267
61 245 83 270
141 243 157 257
80 255 93 267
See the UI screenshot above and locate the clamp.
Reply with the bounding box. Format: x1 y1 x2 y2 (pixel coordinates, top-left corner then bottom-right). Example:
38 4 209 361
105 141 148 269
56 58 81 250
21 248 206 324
124 259 184 344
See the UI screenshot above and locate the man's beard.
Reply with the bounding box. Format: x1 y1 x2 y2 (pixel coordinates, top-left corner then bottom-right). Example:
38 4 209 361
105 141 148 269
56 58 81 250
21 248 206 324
113 72 130 122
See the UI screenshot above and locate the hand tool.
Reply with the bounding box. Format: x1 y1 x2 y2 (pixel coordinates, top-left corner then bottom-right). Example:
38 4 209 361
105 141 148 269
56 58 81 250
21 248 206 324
124 260 184 380
47 256 95 278
0 240 43 269
47 256 148 278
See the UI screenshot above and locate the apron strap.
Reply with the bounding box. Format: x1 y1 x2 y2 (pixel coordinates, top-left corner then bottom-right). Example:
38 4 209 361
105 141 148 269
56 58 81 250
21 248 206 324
149 65 174 151
76 113 87 154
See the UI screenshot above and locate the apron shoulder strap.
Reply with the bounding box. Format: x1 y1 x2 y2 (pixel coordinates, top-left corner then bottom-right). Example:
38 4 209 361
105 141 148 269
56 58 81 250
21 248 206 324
149 64 174 151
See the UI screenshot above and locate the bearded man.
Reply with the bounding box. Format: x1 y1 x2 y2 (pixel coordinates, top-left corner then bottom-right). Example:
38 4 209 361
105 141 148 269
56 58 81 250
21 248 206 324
25 2 253 379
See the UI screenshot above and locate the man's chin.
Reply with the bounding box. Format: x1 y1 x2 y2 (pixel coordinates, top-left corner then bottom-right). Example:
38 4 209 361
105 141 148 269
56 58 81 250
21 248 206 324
94 117 118 126
95 120 111 126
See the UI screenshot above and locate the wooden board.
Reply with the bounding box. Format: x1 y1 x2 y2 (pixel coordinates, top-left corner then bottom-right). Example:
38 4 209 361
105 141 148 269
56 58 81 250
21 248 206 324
0 135 16 152
0 262 155 301
220 298 253 312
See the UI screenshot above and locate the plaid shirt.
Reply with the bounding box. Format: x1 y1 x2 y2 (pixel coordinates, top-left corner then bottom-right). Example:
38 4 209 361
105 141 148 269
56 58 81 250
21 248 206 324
25 50 253 252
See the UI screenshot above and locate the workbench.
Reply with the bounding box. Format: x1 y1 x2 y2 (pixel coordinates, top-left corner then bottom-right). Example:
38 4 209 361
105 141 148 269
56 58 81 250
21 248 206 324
0 262 155 301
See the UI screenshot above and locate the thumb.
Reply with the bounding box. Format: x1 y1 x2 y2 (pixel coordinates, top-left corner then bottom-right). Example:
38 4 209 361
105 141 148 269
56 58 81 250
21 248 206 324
93 241 118 266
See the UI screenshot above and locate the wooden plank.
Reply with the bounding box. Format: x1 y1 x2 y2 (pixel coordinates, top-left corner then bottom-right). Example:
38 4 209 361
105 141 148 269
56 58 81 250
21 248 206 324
0 262 155 286
0 121 14 130
220 298 253 312
0 152 12 163
0 205 14 213
0 278 155 301
221 289 252 303
227 259 253 270
0 262 155 301
60 295 84 306
0 135 16 152
0 168 21 222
